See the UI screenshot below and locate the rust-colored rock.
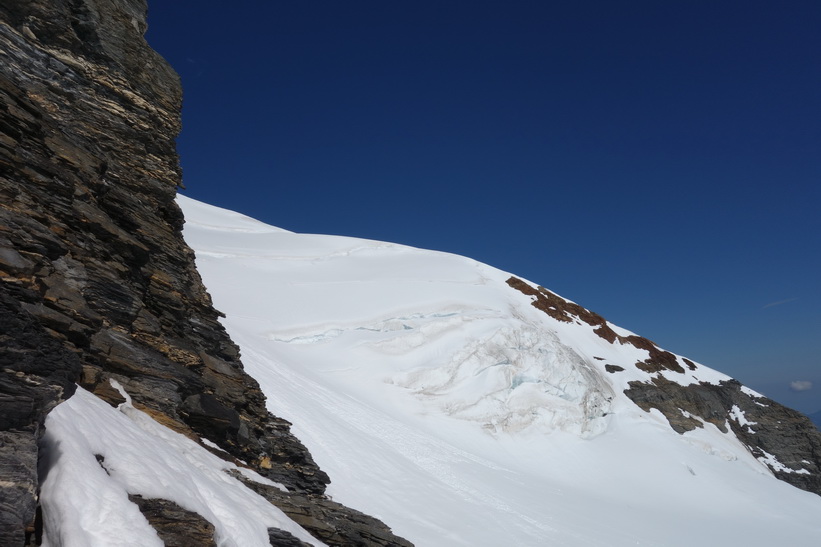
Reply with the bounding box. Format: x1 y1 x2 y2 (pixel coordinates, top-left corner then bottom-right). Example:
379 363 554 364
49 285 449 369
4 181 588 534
505 277 821 497
506 276 684 374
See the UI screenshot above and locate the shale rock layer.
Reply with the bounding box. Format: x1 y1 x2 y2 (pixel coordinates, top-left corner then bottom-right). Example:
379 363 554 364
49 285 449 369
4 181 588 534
625 378 821 494
0 1 408 544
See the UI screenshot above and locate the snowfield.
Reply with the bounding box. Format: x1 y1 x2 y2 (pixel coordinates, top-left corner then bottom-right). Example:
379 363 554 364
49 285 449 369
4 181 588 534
176 196 821 546
40 195 821 546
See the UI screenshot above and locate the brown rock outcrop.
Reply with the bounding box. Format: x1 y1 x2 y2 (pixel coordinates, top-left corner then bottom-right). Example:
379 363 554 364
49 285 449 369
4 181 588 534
507 275 821 496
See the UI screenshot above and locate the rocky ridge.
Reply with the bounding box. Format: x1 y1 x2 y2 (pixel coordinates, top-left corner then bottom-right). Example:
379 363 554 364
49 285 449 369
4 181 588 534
0 1 410 544
507 276 821 496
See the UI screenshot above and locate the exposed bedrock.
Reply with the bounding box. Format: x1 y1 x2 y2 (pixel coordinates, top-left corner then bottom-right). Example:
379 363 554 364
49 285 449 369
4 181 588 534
1 1 407 544
128 495 217 547
507 275 821 496
0 285 81 545
625 377 821 495
232 470 415 547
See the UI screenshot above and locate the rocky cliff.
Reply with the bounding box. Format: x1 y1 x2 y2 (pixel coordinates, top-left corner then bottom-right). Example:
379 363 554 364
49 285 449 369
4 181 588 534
0 1 410 545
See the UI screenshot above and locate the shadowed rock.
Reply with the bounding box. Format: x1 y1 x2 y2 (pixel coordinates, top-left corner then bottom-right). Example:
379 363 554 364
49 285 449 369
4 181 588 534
0 284 81 545
231 470 414 547
128 495 216 547
1 0 407 544
625 377 821 494
268 528 313 547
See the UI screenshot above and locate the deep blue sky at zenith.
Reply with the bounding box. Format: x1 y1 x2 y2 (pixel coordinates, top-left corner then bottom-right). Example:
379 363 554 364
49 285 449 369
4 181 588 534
145 2 820 414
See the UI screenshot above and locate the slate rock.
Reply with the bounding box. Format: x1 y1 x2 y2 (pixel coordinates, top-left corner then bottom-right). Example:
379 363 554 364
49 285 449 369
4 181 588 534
0 284 80 546
625 377 821 494
507 274 821 497
1 1 409 544
128 495 216 547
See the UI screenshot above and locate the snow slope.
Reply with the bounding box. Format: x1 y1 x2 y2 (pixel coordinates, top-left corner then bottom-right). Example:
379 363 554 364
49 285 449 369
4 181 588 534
39 383 323 547
176 195 821 546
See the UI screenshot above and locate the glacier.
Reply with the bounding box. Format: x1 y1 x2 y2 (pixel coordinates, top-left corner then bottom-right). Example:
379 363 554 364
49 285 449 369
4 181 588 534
174 195 821 546
41 195 821 546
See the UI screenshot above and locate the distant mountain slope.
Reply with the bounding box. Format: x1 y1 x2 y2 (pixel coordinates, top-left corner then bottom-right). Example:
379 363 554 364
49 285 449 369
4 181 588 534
179 195 821 547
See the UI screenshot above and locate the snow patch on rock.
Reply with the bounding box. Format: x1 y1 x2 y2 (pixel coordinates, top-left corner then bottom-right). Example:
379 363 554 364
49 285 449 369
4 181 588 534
39 387 323 547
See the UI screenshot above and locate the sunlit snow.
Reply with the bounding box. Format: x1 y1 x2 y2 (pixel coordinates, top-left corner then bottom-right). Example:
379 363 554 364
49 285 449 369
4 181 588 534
40 384 322 547
41 195 821 546
172 195 821 546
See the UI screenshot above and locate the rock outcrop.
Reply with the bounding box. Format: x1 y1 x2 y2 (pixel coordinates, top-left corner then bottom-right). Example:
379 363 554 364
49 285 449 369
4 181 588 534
0 285 81 545
811 411 821 431
128 495 217 547
232 471 414 547
0 1 409 544
507 275 821 497
625 377 821 494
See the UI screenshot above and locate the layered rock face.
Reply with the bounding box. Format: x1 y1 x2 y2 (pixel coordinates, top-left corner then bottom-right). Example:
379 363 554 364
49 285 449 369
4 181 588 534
0 1 410 545
625 378 821 495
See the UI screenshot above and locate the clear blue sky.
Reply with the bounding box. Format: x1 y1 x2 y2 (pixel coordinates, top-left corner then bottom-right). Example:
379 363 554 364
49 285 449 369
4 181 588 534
145 1 820 415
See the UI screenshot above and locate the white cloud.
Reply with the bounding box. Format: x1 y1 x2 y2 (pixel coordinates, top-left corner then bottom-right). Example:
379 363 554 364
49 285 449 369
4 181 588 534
762 298 798 309
789 380 813 392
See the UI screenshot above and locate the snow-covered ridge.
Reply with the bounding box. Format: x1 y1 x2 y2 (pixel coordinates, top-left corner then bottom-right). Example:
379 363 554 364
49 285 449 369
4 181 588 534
175 195 821 546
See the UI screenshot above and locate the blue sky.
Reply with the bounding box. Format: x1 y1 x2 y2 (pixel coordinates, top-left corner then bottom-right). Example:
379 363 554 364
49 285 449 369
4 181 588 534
146 1 820 414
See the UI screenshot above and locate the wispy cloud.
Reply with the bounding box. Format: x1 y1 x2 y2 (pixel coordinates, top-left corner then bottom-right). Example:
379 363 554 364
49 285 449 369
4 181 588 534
789 380 813 392
762 297 798 309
